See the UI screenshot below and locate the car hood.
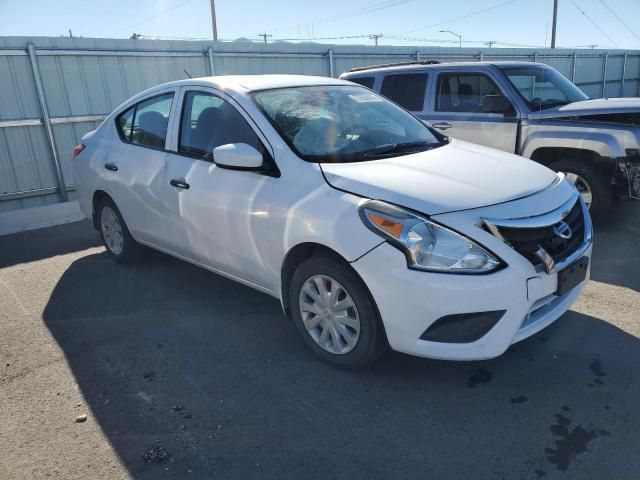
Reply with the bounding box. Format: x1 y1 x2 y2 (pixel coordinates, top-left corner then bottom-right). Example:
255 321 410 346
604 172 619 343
528 97 640 120
320 140 558 215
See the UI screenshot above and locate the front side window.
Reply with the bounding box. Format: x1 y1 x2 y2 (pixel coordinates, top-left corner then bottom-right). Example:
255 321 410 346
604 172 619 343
498 65 589 110
436 73 511 114
179 91 263 159
251 85 443 163
380 73 428 111
116 93 174 149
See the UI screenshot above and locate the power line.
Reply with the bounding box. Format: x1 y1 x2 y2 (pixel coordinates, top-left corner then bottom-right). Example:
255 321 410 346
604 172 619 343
568 0 620 48
269 0 417 35
597 0 640 43
109 0 196 37
403 0 521 34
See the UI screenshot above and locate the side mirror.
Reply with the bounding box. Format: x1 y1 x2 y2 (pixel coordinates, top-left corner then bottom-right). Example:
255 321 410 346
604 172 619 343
213 143 263 170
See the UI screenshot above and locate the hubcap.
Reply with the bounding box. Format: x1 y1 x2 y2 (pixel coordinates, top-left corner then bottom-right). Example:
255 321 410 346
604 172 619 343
100 206 124 255
298 275 360 355
564 172 593 209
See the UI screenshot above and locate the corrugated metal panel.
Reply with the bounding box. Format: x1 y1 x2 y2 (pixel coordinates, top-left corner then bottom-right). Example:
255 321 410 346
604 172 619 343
1 35 640 216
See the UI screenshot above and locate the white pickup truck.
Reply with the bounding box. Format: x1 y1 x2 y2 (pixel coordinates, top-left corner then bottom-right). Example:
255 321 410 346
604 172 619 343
341 61 640 217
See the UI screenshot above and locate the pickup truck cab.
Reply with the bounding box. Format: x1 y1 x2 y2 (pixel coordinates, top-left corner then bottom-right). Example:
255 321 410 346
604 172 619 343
341 61 640 217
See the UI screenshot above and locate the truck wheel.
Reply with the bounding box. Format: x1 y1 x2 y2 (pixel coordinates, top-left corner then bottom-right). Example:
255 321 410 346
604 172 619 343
551 159 611 218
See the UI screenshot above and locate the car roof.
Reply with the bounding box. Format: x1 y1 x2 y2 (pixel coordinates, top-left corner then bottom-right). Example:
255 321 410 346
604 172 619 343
146 74 352 94
341 61 545 76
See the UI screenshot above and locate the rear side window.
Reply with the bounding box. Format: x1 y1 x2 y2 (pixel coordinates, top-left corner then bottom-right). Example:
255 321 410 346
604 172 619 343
380 73 428 111
179 91 264 160
349 76 375 89
115 92 174 149
116 106 135 141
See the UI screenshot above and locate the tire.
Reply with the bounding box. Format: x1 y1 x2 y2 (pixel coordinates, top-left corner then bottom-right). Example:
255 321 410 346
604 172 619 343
550 158 612 219
289 255 387 369
96 197 139 264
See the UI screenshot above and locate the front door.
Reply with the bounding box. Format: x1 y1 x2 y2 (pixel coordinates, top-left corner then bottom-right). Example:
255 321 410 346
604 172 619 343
162 88 275 289
429 71 519 153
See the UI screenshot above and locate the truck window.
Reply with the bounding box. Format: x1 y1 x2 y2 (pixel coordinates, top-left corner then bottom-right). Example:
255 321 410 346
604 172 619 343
380 73 428 111
436 73 512 114
349 76 375 89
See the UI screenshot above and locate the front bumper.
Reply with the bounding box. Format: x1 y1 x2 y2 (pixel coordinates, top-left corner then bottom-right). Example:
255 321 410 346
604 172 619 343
351 180 592 361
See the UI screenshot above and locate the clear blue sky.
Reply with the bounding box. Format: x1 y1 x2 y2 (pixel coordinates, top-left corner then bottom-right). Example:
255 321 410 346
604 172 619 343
1 0 639 49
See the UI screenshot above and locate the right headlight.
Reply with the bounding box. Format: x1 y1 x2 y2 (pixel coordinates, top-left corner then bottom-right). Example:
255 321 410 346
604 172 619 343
358 200 503 274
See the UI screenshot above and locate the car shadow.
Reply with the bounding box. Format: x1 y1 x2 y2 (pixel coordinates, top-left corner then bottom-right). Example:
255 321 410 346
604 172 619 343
42 247 640 479
589 200 640 293
0 220 101 269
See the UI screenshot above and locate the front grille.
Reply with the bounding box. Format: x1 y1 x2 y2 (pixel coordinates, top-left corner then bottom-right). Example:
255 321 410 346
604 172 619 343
496 200 585 267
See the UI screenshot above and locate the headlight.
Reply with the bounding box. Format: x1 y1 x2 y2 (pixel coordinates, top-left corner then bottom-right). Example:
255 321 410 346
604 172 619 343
358 200 502 274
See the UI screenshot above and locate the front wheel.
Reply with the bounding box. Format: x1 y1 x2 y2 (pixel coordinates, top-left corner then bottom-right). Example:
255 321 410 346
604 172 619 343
289 256 387 369
551 159 611 218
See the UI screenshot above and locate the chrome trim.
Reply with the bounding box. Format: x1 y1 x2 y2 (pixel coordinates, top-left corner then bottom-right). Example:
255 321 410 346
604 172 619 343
483 193 593 273
554 196 593 272
482 188 579 229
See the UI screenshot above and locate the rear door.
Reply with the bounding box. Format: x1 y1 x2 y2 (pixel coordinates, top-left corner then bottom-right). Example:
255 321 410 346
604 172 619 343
101 90 176 247
161 87 276 288
429 71 519 152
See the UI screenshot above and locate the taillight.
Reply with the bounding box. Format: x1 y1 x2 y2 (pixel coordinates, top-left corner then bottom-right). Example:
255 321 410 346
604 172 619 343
72 143 86 159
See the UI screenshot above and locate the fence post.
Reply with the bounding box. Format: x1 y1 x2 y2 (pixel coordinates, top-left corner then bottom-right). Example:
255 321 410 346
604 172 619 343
207 46 216 75
602 52 608 97
621 52 627 96
479 52 484 61
328 49 335 78
571 52 577 83
27 43 67 202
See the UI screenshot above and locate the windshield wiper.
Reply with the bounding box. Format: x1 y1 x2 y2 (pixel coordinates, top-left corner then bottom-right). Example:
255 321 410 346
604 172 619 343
361 141 438 158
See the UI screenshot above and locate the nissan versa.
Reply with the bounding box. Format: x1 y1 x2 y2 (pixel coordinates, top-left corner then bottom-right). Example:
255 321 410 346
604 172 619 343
73 75 593 368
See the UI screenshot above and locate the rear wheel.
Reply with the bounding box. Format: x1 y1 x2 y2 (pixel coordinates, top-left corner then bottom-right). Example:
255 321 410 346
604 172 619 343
97 197 139 263
551 159 611 218
289 256 387 368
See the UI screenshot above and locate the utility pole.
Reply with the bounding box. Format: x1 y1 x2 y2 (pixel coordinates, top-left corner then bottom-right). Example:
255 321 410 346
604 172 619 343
259 33 272 44
485 40 496 48
210 0 218 41
551 0 558 48
370 34 383 46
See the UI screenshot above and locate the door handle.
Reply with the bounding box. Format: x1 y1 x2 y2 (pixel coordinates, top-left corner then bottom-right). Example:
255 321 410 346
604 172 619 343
104 163 118 172
170 179 190 190
432 122 452 130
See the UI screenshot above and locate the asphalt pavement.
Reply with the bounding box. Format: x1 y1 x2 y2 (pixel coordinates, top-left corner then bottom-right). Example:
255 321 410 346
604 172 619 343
1 201 639 480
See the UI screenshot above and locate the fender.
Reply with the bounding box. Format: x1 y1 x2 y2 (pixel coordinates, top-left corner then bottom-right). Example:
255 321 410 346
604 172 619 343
520 123 632 159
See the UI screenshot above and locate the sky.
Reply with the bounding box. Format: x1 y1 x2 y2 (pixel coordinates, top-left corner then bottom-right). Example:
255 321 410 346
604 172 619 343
1 0 639 49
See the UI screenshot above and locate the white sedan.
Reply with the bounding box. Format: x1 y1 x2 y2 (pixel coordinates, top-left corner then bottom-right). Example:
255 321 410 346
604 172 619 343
73 75 592 368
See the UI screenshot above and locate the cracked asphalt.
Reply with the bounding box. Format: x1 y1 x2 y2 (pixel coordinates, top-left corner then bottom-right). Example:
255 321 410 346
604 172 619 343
1 201 639 479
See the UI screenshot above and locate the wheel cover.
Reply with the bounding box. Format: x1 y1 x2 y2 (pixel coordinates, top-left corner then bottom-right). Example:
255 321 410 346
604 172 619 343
298 274 361 355
100 206 124 255
564 172 593 209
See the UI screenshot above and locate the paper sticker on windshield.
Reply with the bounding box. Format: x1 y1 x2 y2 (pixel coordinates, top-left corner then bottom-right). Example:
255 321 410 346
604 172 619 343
349 93 383 103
